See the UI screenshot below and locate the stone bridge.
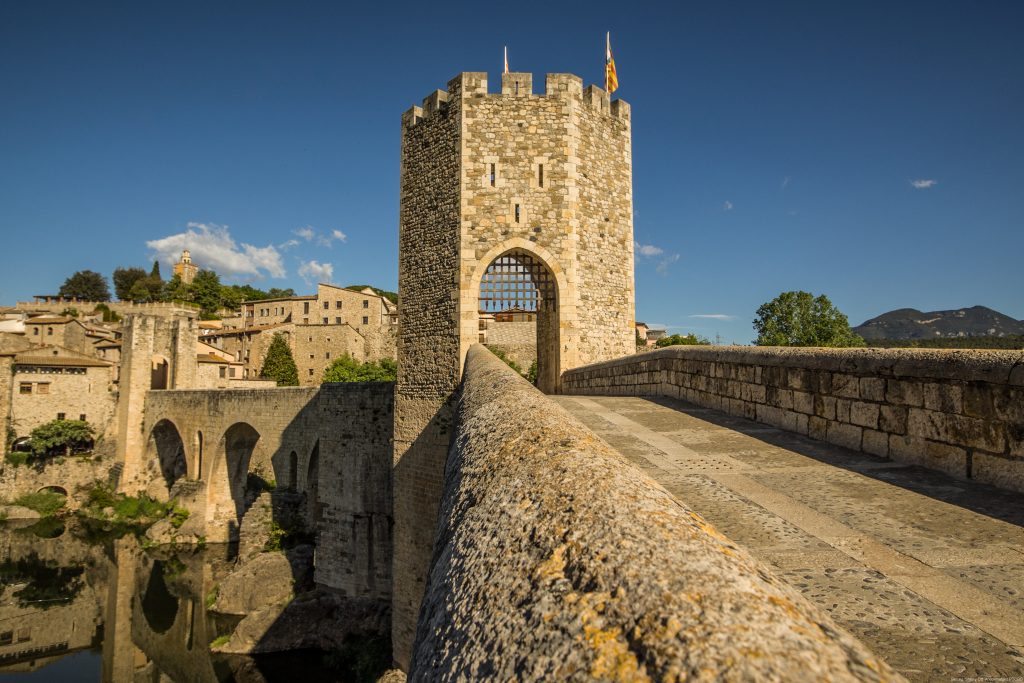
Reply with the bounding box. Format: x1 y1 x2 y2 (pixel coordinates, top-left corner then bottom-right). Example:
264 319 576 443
404 346 1024 681
126 343 1024 679
134 383 393 596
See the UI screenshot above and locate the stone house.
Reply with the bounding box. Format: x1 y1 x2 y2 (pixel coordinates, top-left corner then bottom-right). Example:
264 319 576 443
21 315 118 358
7 344 116 439
204 283 398 386
195 340 249 388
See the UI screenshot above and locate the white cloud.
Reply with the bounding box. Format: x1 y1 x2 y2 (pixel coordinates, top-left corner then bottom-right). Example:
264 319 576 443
656 253 681 275
298 259 333 285
781 176 791 190
279 238 301 250
634 241 664 257
690 314 736 321
146 222 286 279
293 225 347 247
723 200 734 211
910 179 937 189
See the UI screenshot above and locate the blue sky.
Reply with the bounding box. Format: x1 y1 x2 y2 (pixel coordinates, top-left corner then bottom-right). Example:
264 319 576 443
2 1 1021 343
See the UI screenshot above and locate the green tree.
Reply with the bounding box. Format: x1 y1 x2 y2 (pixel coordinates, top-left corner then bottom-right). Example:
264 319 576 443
127 276 164 303
150 261 162 280
260 333 299 386
28 419 95 457
267 287 296 299
753 291 865 347
322 355 397 383
656 333 712 347
112 267 148 301
58 270 110 301
163 274 190 303
190 270 223 318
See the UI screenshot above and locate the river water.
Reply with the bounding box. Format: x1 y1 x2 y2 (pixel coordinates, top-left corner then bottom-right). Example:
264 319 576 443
0 517 352 682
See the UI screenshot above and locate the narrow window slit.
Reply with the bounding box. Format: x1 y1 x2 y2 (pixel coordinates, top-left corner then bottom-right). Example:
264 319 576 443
514 204 521 223
538 164 544 187
489 164 496 187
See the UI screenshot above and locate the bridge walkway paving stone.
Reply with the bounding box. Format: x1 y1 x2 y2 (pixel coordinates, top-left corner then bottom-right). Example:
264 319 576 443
553 394 1024 683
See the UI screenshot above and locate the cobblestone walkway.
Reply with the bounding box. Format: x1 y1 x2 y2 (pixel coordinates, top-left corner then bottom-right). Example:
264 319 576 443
554 394 1024 682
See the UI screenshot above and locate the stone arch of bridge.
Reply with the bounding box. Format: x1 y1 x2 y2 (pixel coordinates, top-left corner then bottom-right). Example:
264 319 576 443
470 239 571 393
147 419 188 493
305 440 321 528
206 421 272 537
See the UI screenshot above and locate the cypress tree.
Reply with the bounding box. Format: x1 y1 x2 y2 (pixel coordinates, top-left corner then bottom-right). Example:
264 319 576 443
260 333 299 386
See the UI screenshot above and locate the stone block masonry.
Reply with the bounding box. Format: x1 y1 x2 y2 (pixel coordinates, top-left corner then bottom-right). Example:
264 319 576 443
562 346 1024 493
141 382 394 597
410 345 900 681
394 70 636 666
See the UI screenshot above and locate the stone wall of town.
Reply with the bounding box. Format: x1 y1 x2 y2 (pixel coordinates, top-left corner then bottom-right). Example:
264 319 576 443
410 345 898 681
18 299 200 316
0 455 111 510
562 346 1024 493
485 320 538 371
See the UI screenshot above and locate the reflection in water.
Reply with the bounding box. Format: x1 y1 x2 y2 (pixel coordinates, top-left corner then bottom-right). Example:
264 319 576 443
141 561 178 635
0 520 346 682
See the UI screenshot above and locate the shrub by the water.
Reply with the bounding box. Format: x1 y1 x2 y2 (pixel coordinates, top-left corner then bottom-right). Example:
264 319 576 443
12 491 67 517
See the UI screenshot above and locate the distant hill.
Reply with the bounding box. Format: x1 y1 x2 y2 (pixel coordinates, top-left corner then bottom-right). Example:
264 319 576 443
854 306 1024 341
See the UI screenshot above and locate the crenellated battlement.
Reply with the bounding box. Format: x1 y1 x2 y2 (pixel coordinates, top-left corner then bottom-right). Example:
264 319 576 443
401 71 630 127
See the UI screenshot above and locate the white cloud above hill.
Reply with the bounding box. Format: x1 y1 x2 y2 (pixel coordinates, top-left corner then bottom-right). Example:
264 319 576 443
147 222 286 279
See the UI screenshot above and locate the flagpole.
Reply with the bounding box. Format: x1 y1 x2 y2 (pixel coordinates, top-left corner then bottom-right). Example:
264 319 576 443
605 32 610 91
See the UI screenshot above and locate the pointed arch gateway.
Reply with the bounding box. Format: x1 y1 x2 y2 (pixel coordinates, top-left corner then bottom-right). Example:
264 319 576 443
476 245 562 393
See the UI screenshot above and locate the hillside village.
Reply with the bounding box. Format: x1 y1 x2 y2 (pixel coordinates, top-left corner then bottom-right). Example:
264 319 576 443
0 250 401 450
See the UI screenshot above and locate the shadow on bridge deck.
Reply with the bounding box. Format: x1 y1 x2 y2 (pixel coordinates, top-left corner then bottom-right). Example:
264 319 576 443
554 394 1024 682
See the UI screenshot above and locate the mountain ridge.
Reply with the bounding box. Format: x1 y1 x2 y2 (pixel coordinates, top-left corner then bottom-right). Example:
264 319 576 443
853 305 1024 340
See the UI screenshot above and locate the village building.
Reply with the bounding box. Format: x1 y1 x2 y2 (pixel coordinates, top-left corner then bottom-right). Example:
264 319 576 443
7 344 116 440
202 283 397 386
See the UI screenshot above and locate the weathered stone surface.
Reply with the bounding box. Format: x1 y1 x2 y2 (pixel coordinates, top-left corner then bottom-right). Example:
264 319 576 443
213 546 314 616
144 514 205 547
410 346 900 681
555 394 1024 682
140 382 394 592
563 346 1024 494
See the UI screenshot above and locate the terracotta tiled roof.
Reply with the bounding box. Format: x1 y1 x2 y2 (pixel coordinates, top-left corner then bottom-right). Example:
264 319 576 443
25 316 75 324
14 354 111 368
196 353 241 364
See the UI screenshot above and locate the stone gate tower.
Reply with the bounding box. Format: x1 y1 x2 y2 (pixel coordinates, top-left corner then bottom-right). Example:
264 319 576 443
393 71 635 666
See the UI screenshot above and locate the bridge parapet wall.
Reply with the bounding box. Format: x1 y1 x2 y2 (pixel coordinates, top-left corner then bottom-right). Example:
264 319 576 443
563 346 1024 493
410 345 898 680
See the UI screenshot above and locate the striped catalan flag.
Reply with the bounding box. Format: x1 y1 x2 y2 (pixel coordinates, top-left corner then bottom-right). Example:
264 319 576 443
605 31 619 94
